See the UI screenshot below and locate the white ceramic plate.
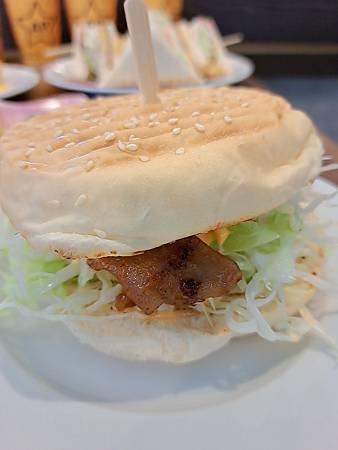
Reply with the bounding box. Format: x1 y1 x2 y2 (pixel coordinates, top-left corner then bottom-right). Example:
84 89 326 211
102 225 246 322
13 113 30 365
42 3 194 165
0 177 337 450
42 53 255 95
0 64 40 99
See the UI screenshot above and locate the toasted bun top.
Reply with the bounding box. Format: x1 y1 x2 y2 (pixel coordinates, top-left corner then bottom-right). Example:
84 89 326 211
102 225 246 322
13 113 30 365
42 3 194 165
0 87 323 258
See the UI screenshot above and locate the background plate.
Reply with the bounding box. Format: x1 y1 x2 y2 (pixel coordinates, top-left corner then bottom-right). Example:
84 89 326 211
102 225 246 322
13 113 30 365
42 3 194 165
0 177 337 450
0 64 40 99
42 53 255 95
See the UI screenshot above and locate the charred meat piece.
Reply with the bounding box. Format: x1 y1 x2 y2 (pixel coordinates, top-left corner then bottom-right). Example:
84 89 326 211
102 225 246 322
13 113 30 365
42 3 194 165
88 236 241 314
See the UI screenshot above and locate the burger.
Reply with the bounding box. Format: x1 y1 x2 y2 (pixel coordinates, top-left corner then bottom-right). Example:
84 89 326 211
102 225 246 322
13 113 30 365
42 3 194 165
0 87 327 363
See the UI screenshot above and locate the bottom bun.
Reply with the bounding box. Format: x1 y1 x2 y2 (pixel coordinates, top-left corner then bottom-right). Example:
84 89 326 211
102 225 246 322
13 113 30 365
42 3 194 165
66 246 324 364
67 310 236 364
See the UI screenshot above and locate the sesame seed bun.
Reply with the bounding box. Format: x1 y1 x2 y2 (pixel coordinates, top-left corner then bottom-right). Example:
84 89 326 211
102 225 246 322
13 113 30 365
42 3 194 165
0 87 323 258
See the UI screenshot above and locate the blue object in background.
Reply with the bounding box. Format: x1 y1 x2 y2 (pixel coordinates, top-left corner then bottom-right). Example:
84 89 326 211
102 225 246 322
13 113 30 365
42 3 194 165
262 77 338 141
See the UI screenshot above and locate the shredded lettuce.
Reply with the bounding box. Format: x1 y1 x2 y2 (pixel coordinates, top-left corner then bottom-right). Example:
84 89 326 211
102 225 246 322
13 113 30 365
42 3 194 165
0 185 336 347
196 186 337 343
222 208 301 256
0 215 118 319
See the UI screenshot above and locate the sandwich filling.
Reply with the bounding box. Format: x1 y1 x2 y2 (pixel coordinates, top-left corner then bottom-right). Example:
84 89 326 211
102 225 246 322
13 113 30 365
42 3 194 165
88 236 241 314
0 185 332 344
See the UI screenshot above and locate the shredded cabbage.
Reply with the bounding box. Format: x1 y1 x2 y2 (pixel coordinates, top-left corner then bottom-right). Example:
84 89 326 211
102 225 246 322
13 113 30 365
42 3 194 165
0 215 119 320
196 186 338 343
0 185 336 347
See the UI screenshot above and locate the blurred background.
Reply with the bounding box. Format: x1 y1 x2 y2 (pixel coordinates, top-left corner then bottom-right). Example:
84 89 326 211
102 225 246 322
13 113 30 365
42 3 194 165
0 0 337 142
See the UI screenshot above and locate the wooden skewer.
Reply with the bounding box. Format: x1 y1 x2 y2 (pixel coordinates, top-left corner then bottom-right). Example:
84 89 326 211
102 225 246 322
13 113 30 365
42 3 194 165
44 44 73 58
223 32 244 48
124 0 160 104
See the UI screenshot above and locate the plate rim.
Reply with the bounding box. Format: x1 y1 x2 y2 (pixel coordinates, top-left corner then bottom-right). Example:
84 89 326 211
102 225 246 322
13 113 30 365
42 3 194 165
42 52 255 95
0 63 40 99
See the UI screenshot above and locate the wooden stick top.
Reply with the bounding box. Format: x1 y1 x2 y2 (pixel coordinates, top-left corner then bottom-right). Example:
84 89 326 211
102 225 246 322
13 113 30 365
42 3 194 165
124 0 160 104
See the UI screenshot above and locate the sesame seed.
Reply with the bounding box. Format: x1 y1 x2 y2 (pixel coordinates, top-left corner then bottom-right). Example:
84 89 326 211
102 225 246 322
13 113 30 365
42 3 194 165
139 155 150 162
86 160 95 171
129 134 135 140
130 116 140 124
104 131 116 142
72 128 80 134
94 229 107 239
154 121 160 126
117 141 126 151
168 117 178 125
54 130 63 138
47 199 60 207
75 194 87 207
126 143 138 151
223 115 232 124
25 148 34 157
65 142 75 148
192 111 200 117
210 112 215 116
17 160 27 169
194 123 205 132
172 127 182 136
241 102 250 108
148 122 156 128
124 121 137 129
46 144 53 152
149 113 158 121
175 147 185 155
